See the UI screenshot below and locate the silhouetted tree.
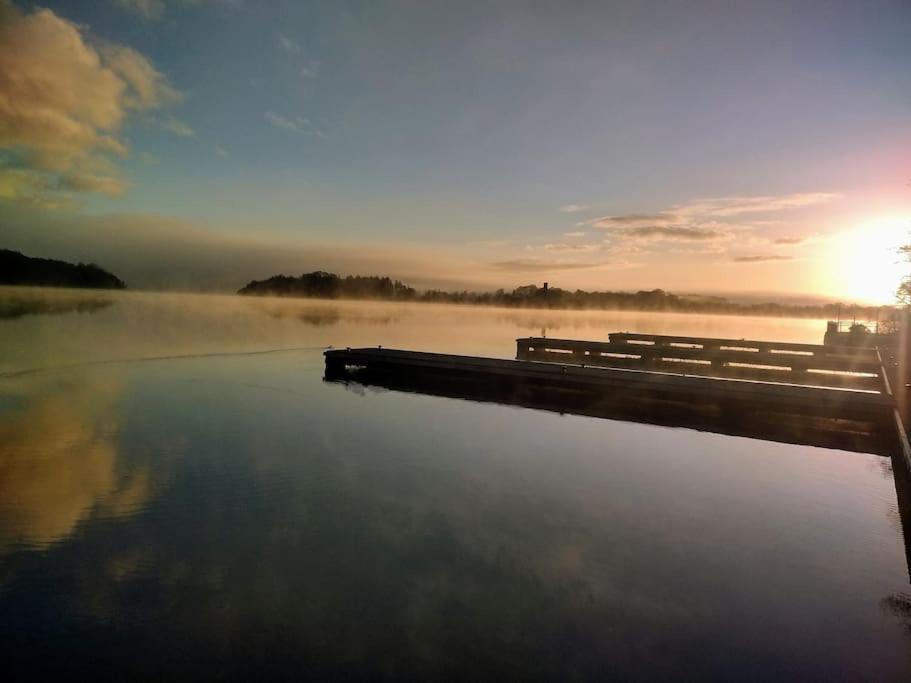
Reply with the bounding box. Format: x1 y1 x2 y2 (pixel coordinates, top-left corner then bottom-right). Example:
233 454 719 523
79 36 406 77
898 243 911 304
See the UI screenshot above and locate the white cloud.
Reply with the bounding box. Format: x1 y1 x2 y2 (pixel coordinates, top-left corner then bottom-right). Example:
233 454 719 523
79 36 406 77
559 203 589 213
264 112 325 137
158 115 195 137
113 0 166 20
112 0 247 22
215 145 230 158
300 59 320 79
563 231 586 238
277 32 300 55
265 112 300 131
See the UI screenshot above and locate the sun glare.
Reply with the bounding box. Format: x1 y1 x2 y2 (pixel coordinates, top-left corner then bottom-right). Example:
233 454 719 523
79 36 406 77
831 216 910 305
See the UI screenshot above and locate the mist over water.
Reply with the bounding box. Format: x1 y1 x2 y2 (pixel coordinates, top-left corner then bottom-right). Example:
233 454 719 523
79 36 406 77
1 287 910 680
0 287 828 376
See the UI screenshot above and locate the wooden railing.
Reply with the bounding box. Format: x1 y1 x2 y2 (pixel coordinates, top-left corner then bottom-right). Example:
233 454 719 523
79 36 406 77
607 332 879 360
516 335 884 391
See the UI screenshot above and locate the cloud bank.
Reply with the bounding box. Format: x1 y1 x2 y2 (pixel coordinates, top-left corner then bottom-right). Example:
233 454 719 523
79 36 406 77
0 203 481 292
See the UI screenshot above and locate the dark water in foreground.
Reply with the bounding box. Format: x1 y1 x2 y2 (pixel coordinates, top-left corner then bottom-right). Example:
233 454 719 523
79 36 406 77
1 288 910 680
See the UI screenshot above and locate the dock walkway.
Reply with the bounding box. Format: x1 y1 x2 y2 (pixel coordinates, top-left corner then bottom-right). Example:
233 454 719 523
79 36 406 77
325 343 894 425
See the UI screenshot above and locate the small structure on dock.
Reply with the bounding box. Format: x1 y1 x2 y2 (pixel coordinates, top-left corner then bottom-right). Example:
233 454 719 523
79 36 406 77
823 308 901 349
824 320 879 348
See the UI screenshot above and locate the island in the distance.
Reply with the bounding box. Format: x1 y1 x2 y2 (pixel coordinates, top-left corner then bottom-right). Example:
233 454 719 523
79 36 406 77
238 270 884 319
0 249 126 290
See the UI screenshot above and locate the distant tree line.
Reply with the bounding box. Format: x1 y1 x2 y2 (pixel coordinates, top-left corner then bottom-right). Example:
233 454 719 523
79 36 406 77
0 249 126 290
238 271 888 319
239 271 416 300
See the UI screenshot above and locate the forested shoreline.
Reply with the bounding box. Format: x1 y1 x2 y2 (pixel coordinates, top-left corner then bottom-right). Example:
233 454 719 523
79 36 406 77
238 271 887 319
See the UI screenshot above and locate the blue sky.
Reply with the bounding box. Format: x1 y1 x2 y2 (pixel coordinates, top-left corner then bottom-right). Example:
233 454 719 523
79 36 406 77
2 0 911 299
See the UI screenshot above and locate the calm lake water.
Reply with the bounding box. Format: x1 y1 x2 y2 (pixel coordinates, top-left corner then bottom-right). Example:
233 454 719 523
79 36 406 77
1 287 910 680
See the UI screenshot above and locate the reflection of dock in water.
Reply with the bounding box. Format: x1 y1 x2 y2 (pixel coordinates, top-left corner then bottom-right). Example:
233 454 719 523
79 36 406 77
324 352 893 455
325 330 911 580
892 453 911 583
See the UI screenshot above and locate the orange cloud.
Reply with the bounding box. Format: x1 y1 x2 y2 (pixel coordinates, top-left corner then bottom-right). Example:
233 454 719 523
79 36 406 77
492 258 606 272
0 1 181 200
731 255 795 263
584 193 840 256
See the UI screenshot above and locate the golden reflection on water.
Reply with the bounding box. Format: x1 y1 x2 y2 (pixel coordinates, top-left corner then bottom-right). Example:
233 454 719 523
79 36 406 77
0 378 150 552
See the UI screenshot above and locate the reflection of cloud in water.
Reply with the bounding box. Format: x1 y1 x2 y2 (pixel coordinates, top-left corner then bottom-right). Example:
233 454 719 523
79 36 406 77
68 482 635 678
0 379 149 552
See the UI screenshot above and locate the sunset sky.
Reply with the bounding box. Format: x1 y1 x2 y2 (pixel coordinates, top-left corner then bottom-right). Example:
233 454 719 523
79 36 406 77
1 0 910 302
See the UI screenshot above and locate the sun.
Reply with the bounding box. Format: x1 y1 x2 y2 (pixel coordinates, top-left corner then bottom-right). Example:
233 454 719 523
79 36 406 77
831 216 910 305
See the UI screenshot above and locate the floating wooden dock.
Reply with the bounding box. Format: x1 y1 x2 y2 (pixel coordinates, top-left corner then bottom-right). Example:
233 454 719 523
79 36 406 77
324 351 893 455
325 337 895 427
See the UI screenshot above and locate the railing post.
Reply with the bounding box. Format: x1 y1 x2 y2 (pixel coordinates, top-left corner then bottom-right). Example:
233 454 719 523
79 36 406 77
516 339 528 360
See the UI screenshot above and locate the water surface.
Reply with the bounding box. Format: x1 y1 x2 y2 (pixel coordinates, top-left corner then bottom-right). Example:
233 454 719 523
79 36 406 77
1 288 910 680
